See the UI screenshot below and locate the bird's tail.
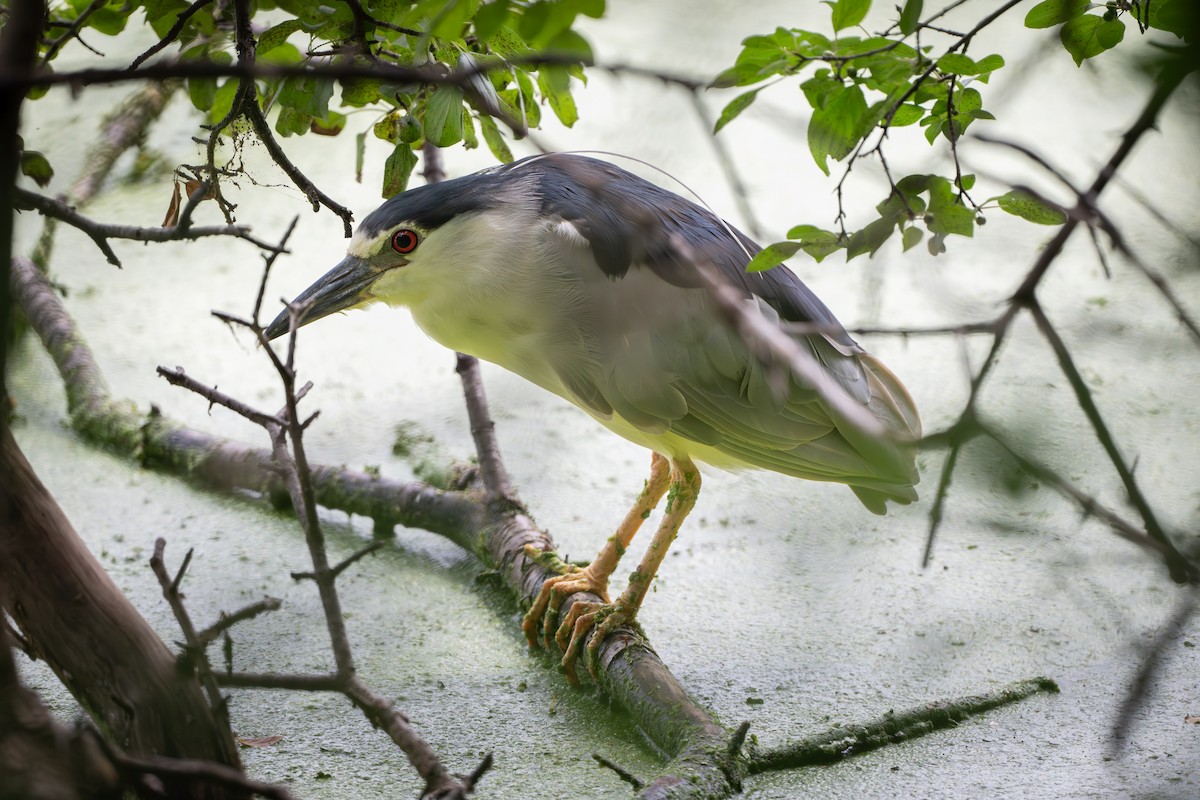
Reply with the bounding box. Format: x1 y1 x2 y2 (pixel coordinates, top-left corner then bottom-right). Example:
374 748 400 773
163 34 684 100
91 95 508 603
840 352 922 514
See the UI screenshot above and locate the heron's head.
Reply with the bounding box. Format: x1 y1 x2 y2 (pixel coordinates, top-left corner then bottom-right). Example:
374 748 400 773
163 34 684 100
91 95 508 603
264 167 539 341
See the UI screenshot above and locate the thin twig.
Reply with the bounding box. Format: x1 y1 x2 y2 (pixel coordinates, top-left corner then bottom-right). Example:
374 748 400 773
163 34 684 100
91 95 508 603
291 540 384 581
41 0 107 64
593 754 645 790
127 0 218 70
148 538 240 759
156 366 287 428
197 597 283 646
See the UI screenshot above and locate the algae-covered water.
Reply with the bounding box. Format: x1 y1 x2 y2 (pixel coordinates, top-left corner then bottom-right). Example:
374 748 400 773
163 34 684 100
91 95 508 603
11 2 1200 798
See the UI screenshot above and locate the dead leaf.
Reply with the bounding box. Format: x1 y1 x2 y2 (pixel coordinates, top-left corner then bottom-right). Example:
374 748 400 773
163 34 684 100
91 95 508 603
184 179 216 201
1185 715 1200 725
237 734 284 747
162 181 181 227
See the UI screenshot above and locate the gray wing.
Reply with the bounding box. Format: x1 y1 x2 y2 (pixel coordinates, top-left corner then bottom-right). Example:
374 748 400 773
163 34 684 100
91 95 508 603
518 154 920 511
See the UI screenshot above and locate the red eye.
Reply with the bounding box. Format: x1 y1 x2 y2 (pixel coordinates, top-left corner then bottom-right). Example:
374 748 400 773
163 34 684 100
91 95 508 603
391 229 419 254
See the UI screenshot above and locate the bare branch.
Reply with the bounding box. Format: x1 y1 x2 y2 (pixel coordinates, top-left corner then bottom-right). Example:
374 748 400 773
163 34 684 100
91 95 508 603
93 730 298 800
291 540 384 582
196 597 283 646
156 366 287 428
16 187 284 266
213 671 343 691
748 677 1058 772
148 538 241 760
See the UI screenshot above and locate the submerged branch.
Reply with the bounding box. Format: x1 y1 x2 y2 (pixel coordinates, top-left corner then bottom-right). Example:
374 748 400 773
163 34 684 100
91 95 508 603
748 677 1058 773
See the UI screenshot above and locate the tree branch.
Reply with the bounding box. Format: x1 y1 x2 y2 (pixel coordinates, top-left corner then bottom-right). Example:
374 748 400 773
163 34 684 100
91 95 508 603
16 187 284 266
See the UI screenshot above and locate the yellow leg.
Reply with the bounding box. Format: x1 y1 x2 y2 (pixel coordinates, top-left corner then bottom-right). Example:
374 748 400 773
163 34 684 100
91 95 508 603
521 452 671 651
561 456 701 684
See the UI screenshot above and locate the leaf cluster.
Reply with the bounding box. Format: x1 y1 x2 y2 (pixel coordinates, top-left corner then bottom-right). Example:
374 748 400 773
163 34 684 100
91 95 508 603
26 0 605 197
715 0 1193 268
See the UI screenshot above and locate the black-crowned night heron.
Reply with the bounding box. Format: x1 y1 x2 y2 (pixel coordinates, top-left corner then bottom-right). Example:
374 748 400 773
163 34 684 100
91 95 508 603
266 153 920 682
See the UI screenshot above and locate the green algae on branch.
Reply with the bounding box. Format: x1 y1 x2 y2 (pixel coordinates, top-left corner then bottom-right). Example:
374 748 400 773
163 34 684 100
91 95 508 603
746 677 1060 773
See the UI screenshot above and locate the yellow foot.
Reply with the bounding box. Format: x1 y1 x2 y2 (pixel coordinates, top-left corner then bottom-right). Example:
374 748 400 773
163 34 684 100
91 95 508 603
559 598 638 685
521 545 610 654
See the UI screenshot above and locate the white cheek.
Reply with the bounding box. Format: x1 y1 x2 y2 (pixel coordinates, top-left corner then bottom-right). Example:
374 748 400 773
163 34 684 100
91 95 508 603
369 265 413 305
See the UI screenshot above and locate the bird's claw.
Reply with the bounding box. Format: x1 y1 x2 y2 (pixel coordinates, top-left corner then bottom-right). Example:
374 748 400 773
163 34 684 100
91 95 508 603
559 599 635 685
522 544 618 682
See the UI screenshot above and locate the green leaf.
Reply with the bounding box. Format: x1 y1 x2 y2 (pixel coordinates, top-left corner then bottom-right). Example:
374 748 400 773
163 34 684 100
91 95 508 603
1147 0 1195 38
545 29 594 60
973 54 1005 75
424 85 465 146
310 111 347 136
20 151 54 187
144 0 191 39
278 76 334 118
373 113 401 143
474 0 511 41
1096 16 1126 48
1060 14 1123 65
807 84 868 175
577 0 606 18
925 177 975 237
785 225 844 262
258 19 303 55
461 108 479 149
341 78 383 108
801 73 843 110
1024 0 1088 29
714 89 759 133
274 106 311 137
956 173 975 191
382 143 418 198
399 115 422 143
432 0 479 39
85 6 129 36
537 66 578 126
188 77 217 111
747 242 803 272
208 80 240 127
355 131 366 183
519 1 552 41
258 43 303 66
846 216 896 260
937 53 979 75
479 114 514 162
996 190 1068 225
888 103 924 126
487 23 536 58
830 0 871 32
899 0 922 34
901 225 923 251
